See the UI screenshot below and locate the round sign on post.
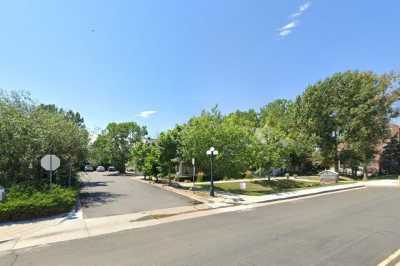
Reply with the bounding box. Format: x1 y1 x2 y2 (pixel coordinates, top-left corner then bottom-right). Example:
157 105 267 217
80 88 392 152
41 155 60 188
41 155 60 171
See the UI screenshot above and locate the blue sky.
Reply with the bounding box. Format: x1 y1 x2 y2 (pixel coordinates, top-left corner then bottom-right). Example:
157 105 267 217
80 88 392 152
1 1 399 136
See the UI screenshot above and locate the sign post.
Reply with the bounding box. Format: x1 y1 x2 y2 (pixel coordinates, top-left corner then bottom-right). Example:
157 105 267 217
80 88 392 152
41 155 61 188
192 158 196 190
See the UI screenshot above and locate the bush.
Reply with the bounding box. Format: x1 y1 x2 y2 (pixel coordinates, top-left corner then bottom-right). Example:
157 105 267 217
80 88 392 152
244 170 253 179
196 172 205 182
0 184 77 222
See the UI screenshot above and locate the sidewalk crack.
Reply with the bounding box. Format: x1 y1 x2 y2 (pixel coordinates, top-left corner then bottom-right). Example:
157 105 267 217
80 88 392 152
10 253 18 266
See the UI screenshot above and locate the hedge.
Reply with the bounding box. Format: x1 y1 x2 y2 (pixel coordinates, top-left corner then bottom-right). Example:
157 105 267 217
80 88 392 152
0 184 78 222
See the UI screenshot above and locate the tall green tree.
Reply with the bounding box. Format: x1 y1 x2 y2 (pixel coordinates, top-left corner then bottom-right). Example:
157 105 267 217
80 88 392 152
144 143 161 182
158 127 182 180
94 122 147 173
380 136 400 174
297 71 399 179
259 99 313 174
0 90 89 186
131 141 151 179
180 106 254 179
335 72 399 179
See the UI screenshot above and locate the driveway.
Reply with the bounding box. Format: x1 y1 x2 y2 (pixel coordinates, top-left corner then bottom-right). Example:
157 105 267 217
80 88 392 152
80 172 193 218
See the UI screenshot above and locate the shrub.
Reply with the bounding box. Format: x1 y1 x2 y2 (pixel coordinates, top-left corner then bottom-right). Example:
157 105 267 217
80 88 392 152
196 172 205 182
244 170 253 179
0 184 77 222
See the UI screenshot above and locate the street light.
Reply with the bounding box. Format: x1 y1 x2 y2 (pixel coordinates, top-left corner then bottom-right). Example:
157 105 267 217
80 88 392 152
206 147 218 197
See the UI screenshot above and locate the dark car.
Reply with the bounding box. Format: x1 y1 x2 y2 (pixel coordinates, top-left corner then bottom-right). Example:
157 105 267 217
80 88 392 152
108 166 116 171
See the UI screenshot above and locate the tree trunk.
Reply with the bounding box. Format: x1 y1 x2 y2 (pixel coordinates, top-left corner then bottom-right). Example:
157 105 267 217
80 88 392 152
168 165 172 185
334 155 339 173
119 164 126 174
362 164 368 181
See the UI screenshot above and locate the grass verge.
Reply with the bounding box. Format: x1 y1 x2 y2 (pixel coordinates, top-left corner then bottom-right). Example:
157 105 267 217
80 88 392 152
198 179 323 196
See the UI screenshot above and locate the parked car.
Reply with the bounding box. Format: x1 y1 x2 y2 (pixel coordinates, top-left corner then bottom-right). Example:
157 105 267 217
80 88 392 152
108 166 116 171
96 166 105 172
84 165 94 172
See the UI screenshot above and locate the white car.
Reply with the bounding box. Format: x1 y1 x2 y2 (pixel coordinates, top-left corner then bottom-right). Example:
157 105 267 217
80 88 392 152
96 166 105 172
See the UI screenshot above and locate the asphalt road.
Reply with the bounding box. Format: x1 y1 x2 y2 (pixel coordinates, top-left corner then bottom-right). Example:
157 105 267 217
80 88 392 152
2 187 400 266
80 172 193 218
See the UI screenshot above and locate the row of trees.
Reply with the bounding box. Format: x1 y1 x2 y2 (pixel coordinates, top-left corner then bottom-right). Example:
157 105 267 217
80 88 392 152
90 122 147 173
0 90 89 186
126 71 399 181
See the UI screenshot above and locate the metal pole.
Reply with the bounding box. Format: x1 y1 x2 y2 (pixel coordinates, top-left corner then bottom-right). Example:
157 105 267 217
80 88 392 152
50 155 53 189
69 162 72 187
210 155 215 197
192 164 195 189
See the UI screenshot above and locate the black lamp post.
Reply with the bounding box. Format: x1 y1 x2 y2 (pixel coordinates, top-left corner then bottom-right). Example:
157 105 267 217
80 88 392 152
206 147 218 197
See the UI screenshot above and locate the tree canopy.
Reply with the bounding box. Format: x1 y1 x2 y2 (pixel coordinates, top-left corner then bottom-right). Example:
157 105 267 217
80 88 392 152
0 90 89 186
91 122 147 173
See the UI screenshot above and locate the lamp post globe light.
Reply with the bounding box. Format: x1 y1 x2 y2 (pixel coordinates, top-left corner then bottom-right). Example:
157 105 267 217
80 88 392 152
206 147 218 197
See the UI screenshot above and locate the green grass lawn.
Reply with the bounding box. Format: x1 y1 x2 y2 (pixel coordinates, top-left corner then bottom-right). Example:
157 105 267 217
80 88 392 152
198 179 322 196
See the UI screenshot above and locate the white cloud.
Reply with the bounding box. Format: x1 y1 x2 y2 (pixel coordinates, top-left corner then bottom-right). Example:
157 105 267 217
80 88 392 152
300 1 311 12
291 1 312 18
279 21 298 31
278 21 298 37
278 1 312 38
279 30 292 37
137 110 157 118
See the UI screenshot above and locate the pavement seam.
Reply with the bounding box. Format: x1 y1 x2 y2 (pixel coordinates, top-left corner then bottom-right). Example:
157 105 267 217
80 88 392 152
9 252 18 266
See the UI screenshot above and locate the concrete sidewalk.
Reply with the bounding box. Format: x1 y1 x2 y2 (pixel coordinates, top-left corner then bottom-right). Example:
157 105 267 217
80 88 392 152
0 204 210 252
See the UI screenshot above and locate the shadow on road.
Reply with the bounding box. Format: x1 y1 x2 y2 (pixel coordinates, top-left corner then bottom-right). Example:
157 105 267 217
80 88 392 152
79 191 125 208
80 181 114 187
104 172 136 177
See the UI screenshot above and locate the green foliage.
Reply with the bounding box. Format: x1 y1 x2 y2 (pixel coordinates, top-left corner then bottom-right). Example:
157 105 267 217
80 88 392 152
144 144 161 180
196 172 205 182
0 90 89 186
91 122 147 173
258 99 313 174
131 141 151 174
158 127 182 177
380 137 400 174
297 71 399 178
0 184 77 222
180 106 255 179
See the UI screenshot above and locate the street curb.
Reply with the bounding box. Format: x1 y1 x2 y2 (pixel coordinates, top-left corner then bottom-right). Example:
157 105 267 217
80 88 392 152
239 184 366 205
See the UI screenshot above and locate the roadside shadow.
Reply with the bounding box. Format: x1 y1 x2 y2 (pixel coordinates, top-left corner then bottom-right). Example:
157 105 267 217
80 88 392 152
79 191 125 208
81 181 114 188
104 172 135 177
104 172 121 176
